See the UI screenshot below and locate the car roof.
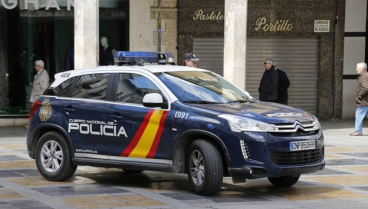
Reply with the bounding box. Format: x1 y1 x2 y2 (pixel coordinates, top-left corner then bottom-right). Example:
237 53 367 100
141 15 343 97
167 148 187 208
51 65 210 88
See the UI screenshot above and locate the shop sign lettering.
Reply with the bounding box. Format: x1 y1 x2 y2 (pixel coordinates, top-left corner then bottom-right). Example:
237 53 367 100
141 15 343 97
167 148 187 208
0 0 74 10
255 17 293 32
193 9 224 21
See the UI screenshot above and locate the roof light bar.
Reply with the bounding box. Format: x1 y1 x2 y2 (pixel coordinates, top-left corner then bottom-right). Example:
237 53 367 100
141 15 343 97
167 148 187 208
114 51 175 66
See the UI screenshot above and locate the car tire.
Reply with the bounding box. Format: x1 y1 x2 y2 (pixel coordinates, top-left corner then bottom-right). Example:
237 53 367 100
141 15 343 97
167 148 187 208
268 175 301 187
123 169 144 174
187 139 223 195
35 131 77 181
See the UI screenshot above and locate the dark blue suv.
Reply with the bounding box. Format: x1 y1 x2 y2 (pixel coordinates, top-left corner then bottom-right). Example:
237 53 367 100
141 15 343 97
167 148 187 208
27 64 324 195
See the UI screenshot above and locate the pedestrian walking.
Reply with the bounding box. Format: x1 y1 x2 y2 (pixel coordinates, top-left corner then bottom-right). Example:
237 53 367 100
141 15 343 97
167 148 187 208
258 59 278 103
274 63 290 105
30 60 49 103
183 53 199 67
350 62 368 136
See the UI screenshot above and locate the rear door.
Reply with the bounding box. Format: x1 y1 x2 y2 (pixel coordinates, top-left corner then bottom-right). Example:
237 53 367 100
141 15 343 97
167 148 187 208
107 72 172 163
59 73 113 159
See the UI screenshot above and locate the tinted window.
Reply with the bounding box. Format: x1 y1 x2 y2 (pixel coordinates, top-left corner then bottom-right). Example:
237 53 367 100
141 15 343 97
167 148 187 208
72 74 110 100
44 78 74 97
116 73 162 104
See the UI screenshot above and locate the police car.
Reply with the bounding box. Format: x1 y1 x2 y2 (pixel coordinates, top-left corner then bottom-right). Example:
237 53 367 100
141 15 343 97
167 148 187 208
27 52 324 195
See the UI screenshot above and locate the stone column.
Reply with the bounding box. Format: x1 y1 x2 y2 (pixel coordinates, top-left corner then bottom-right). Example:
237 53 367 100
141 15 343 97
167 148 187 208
224 0 248 90
130 0 152 51
74 0 99 69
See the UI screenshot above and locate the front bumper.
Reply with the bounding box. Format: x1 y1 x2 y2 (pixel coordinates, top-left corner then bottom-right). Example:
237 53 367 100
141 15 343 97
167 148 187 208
230 160 325 178
228 130 325 178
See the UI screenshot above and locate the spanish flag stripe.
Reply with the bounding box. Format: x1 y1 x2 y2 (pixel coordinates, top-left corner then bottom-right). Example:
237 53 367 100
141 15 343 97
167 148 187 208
146 111 168 158
120 109 155 157
128 110 164 158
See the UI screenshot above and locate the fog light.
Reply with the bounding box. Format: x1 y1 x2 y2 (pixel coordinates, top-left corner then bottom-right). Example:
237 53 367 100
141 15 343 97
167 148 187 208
240 140 249 160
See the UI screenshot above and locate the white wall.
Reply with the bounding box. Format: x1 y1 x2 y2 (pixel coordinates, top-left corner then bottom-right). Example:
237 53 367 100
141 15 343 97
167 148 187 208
342 0 367 119
345 0 367 32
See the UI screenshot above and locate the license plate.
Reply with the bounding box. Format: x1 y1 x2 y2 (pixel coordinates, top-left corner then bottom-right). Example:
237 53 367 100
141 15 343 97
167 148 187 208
290 140 315 151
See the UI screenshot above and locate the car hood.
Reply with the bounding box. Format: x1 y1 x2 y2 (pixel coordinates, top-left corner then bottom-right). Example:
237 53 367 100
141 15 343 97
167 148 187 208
189 101 314 124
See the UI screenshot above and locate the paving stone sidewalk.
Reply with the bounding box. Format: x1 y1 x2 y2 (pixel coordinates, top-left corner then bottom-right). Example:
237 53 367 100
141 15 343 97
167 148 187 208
0 120 368 209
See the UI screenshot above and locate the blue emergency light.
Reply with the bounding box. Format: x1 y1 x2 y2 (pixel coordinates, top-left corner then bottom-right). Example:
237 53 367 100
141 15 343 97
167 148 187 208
114 51 175 66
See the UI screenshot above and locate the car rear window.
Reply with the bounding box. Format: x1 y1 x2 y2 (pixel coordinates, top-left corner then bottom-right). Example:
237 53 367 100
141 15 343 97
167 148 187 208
72 73 110 100
44 78 75 97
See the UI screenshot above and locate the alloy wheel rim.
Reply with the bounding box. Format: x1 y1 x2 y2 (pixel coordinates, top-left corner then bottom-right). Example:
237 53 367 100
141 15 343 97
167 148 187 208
190 150 205 186
40 140 63 173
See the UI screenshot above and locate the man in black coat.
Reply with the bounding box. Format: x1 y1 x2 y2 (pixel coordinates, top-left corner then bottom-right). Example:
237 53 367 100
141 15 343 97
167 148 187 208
274 64 290 105
259 59 278 102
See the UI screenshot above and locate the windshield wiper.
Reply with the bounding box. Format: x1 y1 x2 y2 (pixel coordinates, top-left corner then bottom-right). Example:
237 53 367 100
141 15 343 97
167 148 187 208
182 100 222 104
228 100 248 103
228 98 257 104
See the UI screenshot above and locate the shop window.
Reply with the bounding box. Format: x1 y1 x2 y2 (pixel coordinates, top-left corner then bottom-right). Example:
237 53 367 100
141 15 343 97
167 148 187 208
99 0 129 66
0 1 74 116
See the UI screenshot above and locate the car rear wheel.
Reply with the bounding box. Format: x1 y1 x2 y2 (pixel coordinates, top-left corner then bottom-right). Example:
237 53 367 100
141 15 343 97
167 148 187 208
35 132 77 181
187 140 223 195
268 175 301 187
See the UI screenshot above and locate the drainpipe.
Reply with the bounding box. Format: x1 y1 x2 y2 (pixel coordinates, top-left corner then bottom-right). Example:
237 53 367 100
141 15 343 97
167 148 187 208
157 0 162 52
333 0 339 120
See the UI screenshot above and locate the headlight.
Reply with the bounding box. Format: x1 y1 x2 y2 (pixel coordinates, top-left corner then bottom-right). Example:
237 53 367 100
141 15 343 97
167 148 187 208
312 115 321 129
219 114 277 132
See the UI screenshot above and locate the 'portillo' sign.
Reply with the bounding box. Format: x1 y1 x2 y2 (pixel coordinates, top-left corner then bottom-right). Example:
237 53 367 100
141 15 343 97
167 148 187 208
255 17 293 32
0 0 74 10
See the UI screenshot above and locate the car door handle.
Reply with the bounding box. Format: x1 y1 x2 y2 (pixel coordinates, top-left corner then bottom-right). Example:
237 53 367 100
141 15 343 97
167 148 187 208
110 113 124 119
63 106 75 112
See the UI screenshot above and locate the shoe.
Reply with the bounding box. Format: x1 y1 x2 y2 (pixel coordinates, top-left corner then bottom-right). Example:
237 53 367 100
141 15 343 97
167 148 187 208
349 132 363 136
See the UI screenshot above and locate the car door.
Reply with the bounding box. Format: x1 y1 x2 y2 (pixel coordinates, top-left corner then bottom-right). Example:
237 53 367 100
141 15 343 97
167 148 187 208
107 72 172 162
59 73 113 159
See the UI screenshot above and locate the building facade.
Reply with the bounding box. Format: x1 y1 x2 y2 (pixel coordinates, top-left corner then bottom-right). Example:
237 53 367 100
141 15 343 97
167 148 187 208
178 0 348 119
0 0 178 125
0 0 367 125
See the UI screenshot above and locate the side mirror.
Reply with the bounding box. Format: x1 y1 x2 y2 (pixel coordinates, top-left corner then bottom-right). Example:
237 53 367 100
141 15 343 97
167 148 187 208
143 93 164 108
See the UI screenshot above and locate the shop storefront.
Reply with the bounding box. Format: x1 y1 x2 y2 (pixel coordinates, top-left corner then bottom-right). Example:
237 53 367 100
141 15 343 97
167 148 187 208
178 0 345 119
0 0 129 118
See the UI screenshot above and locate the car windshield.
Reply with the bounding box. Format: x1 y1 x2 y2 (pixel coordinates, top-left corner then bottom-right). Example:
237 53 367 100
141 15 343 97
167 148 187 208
155 71 254 104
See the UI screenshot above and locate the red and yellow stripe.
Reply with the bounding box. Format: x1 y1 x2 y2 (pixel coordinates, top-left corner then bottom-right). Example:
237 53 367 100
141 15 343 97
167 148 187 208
120 109 168 158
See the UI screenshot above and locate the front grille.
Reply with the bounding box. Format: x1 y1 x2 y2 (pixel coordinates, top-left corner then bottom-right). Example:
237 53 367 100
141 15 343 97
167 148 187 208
270 121 318 133
271 148 322 165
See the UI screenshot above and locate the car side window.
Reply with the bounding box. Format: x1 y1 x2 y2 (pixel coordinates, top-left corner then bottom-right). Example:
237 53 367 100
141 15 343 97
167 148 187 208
116 73 162 104
72 73 110 100
44 78 74 97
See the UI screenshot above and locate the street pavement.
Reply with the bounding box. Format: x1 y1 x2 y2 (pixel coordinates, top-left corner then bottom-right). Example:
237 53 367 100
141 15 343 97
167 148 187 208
0 120 368 209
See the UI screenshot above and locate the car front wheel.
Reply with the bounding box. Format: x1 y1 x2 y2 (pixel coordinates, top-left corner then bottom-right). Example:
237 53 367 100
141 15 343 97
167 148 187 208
268 175 301 187
35 132 77 181
187 140 223 195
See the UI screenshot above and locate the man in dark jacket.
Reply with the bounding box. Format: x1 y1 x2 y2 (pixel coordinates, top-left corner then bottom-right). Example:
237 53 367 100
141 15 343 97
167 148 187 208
259 59 278 102
274 63 290 105
350 62 368 136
